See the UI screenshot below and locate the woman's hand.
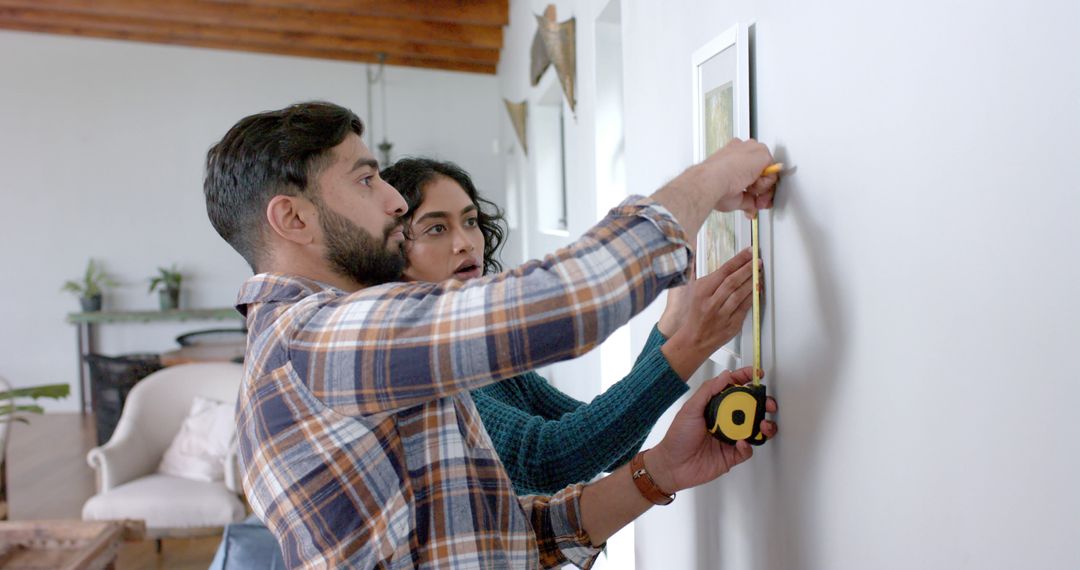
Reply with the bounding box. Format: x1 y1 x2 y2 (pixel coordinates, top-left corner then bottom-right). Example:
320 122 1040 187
659 249 759 379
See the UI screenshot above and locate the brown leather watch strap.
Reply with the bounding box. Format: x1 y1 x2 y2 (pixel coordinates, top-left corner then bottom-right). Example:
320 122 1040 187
630 450 675 505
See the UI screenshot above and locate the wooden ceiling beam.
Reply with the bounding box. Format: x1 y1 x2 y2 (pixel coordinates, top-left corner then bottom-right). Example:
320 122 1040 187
0 18 496 74
204 0 509 27
0 0 503 50
0 6 499 66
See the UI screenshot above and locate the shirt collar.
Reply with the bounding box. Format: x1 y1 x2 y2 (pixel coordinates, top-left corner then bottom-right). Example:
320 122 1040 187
234 273 344 317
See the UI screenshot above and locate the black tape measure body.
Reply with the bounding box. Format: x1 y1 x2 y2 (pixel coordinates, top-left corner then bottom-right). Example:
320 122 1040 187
704 383 768 445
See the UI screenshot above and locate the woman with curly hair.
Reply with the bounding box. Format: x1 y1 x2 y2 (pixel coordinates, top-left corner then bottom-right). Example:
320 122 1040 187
381 157 756 495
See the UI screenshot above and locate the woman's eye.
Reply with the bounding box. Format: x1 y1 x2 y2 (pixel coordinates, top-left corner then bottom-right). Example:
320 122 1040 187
426 224 447 235
465 217 479 228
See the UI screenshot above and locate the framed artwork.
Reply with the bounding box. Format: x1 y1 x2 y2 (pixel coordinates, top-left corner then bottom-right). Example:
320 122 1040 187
692 24 756 364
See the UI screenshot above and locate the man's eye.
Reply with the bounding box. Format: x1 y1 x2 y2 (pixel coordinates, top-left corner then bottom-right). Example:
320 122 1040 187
465 217 479 228
359 176 374 187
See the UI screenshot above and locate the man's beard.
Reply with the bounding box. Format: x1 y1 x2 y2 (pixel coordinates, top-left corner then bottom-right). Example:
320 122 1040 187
316 201 405 287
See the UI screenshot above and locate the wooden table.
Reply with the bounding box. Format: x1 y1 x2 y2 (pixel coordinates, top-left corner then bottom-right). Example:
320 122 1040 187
0 519 144 570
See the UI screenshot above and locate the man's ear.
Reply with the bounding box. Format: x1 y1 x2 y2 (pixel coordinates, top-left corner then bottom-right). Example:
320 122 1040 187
266 195 317 246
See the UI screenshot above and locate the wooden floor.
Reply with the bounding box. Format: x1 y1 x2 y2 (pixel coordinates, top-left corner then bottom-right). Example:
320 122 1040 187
6 413 221 569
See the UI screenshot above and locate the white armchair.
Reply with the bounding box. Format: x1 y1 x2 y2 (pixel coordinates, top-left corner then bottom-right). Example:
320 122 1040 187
82 362 247 539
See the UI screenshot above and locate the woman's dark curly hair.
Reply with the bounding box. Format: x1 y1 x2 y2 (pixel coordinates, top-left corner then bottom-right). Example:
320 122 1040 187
381 158 507 274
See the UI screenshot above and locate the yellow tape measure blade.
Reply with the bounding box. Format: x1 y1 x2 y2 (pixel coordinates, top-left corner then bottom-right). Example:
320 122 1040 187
751 214 761 386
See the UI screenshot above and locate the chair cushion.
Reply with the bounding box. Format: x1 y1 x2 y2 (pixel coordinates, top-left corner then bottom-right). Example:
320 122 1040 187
82 474 245 530
208 515 287 570
158 396 235 482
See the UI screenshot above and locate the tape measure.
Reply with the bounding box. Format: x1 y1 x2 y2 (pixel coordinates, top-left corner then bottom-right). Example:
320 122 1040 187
704 382 768 445
703 163 778 445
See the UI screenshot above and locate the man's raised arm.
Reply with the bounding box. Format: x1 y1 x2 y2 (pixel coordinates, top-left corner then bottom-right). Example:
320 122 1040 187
652 139 777 239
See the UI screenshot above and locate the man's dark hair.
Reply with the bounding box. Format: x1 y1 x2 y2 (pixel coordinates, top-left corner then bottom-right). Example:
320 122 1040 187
380 158 507 275
204 101 364 272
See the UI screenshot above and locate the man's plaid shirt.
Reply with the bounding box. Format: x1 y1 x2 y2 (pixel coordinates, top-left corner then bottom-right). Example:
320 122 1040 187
235 197 690 569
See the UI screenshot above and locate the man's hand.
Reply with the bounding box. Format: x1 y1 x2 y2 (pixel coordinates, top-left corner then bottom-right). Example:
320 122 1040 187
652 138 778 241
577 367 776 546
682 138 778 215
703 139 778 215
644 367 777 494
660 249 760 379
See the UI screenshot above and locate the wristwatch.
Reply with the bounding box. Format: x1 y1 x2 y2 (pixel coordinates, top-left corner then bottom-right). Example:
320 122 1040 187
630 450 675 505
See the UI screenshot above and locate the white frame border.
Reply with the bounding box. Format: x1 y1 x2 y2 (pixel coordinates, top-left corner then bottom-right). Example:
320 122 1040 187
691 23 756 365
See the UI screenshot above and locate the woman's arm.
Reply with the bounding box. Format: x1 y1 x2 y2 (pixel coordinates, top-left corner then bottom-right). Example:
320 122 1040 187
472 325 686 495
658 249 757 378
475 248 759 493
523 321 673 422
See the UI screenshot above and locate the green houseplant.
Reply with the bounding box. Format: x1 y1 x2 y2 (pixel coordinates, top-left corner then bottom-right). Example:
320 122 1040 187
0 381 70 520
0 384 70 424
61 258 117 312
149 264 183 310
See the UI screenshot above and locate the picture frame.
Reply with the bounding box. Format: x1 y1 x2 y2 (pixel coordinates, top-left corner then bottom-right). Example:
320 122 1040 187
691 23 763 365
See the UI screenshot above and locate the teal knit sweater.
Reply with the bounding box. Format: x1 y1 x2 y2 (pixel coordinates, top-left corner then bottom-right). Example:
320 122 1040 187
471 325 688 495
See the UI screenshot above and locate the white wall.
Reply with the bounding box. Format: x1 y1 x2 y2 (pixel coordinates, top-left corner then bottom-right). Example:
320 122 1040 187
0 30 502 412
497 0 599 402
500 0 1080 568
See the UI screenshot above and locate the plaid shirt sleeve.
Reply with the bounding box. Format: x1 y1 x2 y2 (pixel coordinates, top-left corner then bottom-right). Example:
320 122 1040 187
519 484 602 569
288 196 690 415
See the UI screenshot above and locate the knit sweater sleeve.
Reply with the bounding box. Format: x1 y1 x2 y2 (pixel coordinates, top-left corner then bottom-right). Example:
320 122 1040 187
517 371 584 420
523 322 672 421
472 324 687 495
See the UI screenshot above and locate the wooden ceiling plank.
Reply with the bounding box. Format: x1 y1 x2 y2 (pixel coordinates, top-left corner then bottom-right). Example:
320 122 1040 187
204 0 509 27
0 19 496 74
0 0 503 49
0 6 499 65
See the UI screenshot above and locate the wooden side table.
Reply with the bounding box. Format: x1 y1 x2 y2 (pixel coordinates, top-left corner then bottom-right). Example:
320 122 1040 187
0 519 145 570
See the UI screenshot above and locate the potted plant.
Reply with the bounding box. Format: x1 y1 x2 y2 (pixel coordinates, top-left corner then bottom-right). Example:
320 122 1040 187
0 380 70 520
61 259 117 312
149 265 182 311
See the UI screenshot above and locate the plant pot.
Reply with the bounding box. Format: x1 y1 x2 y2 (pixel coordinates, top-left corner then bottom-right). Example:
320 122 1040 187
159 287 180 311
80 294 103 312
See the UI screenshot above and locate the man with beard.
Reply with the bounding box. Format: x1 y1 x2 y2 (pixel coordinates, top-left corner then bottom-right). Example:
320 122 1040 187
204 101 778 569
